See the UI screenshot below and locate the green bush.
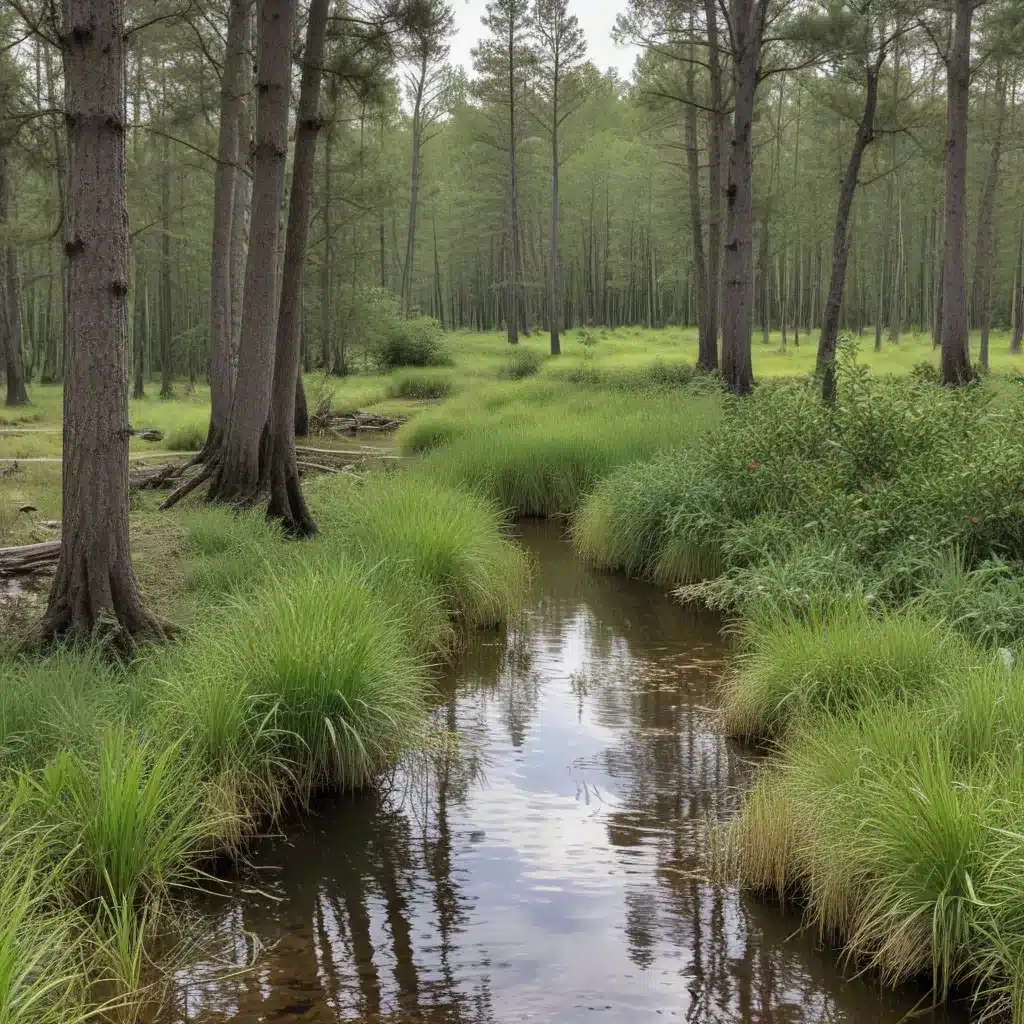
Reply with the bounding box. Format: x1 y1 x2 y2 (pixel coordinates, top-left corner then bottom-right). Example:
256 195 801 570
164 422 205 451
388 370 454 399
372 315 451 369
499 347 544 380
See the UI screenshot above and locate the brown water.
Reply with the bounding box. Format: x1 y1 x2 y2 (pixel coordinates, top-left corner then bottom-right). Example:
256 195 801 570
164 521 966 1024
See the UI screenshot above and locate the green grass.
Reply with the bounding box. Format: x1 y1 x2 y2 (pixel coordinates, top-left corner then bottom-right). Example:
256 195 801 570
401 379 722 516
726 643 1024 1016
0 464 529 1021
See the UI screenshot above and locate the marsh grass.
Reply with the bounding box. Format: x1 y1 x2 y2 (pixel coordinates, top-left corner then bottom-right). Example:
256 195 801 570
0 466 530 1021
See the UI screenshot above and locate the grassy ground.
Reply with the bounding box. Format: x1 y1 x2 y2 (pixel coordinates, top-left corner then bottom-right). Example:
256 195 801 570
4 325 1024 1020
0 468 529 1022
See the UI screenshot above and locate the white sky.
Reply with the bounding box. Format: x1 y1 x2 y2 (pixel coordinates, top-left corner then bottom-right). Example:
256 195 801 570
447 0 641 82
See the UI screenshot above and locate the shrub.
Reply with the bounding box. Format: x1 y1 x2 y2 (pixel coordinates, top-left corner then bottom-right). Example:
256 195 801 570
372 315 451 369
499 348 544 380
164 422 205 452
388 370 453 399
721 607 976 742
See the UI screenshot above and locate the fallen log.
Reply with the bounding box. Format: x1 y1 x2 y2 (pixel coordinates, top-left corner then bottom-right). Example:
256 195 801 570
130 462 184 490
0 540 61 576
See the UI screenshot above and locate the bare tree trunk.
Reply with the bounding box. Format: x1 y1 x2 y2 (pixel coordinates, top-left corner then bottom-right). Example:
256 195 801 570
0 139 29 406
971 67 1005 372
549 71 561 355
43 0 161 645
204 0 250 455
208 0 296 505
817 63 880 403
1012 215 1023 354
321 86 335 371
704 0 724 368
939 0 973 385
685 54 711 371
158 121 174 398
401 54 427 315
721 0 762 395
266 0 327 535
230 28 253 382
507 15 520 346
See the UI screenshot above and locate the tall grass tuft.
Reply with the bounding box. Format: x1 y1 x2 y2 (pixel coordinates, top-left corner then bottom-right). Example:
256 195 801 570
722 608 977 742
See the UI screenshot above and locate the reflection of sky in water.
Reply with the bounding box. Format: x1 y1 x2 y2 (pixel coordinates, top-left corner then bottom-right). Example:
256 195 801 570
165 522 965 1024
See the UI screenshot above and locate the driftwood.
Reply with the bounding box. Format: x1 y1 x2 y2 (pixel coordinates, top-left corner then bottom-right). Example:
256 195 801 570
295 445 404 462
0 540 61 576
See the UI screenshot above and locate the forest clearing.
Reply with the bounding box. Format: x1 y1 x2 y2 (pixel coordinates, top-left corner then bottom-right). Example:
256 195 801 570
4 0 1024 1017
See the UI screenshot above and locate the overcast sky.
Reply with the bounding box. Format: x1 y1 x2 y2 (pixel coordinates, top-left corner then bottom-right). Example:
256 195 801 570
446 0 641 82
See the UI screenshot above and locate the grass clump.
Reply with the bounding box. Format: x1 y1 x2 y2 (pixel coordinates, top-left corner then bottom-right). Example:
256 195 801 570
403 380 721 516
499 347 544 380
727 653 1024 1014
163 422 205 451
388 370 454 399
722 607 975 742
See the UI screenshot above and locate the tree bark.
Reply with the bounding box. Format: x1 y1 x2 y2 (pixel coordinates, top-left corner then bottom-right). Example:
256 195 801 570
970 67 1005 372
507 13 520 346
703 0 724 369
938 0 973 385
204 0 250 455
685 55 711 371
158 121 174 399
0 139 29 406
401 53 428 315
548 66 561 355
266 0 328 536
1011 215 1023 354
43 0 160 645
207 0 296 505
817 63 880 404
720 0 762 395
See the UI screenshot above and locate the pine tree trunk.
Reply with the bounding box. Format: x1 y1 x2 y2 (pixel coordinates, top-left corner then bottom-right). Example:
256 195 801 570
402 55 427 315
266 0 326 535
506 14 520 346
230 31 253 381
0 139 29 406
721 0 761 395
43 0 160 645
970 68 1005 367
158 122 174 398
548 70 561 356
704 0 724 367
1011 216 1023 353
321 92 335 371
817 64 879 403
939 0 973 385
204 0 249 454
208 0 296 505
685 54 712 371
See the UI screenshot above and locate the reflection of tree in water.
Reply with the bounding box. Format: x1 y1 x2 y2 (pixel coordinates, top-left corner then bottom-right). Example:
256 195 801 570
166 687 496 1024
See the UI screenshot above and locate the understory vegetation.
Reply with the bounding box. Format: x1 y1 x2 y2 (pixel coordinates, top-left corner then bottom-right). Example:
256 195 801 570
567 346 1024 1016
0 469 528 1021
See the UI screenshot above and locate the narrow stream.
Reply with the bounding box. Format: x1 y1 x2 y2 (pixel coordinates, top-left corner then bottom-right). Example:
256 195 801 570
166 521 965 1023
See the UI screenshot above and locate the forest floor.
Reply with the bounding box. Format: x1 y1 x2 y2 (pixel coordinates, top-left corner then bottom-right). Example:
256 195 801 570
3 325 1024 1022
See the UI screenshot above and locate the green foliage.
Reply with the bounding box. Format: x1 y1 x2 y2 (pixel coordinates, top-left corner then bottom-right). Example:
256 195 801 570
0 470 530 1019
388 369 454 399
163 422 205 451
574 359 1024 645
499 347 544 379
722 607 975 741
403 379 721 515
728 644 1024 1015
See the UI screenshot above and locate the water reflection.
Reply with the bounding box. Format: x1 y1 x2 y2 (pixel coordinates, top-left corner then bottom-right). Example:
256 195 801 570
165 521 964 1023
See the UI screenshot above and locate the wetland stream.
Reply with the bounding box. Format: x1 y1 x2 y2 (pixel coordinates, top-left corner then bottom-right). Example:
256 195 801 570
165 521 964 1023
